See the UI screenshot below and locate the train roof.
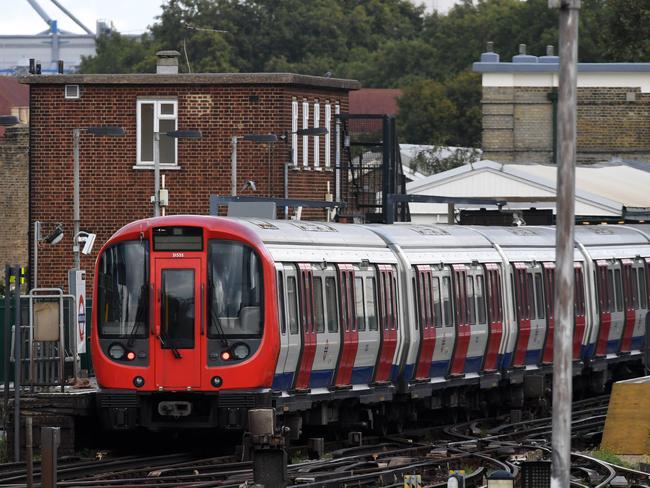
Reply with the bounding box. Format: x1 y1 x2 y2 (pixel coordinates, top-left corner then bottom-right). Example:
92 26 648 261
469 226 556 248
368 224 493 249
232 218 389 248
574 225 650 246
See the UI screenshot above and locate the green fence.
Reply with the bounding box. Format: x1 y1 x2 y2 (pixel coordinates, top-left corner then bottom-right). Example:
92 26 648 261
0 297 94 381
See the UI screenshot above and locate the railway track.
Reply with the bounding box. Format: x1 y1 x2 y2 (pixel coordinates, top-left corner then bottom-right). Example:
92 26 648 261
3 394 647 488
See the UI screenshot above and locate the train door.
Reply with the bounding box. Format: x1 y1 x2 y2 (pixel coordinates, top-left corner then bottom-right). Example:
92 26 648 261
414 265 436 380
541 262 555 364
632 259 648 351
450 264 470 376
574 264 587 360
353 270 381 384
528 265 546 365
595 260 612 356
273 264 301 390
293 263 316 390
333 264 358 386
465 264 489 373
430 267 455 377
511 262 530 367
483 264 503 372
311 266 341 387
373 265 398 383
153 257 203 389
619 259 637 353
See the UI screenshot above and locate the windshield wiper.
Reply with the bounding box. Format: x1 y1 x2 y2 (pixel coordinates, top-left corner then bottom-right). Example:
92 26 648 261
209 282 230 347
158 331 182 359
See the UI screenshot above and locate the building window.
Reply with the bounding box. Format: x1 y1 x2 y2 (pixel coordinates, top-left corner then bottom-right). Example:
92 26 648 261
291 98 298 167
324 102 331 168
137 99 178 166
302 99 309 168
313 100 320 169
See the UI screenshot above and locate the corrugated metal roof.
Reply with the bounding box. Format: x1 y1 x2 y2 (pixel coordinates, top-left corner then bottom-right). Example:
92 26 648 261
406 160 650 218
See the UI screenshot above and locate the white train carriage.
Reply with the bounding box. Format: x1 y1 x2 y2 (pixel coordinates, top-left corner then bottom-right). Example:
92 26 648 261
575 225 650 362
232 219 403 401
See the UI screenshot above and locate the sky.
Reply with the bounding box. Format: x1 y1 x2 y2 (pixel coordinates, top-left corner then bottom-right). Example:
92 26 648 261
1 0 460 36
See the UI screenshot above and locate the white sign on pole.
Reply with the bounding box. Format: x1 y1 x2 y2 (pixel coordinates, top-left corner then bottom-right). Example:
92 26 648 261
70 270 87 354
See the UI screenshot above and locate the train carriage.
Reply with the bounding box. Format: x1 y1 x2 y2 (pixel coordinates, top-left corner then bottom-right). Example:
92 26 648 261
92 215 649 432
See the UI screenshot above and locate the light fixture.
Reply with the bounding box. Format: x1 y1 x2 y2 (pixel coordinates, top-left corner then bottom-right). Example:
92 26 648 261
43 225 64 245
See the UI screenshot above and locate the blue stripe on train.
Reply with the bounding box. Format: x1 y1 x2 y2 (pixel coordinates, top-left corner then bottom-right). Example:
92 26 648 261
498 352 512 369
525 349 542 365
430 360 449 378
309 369 335 388
351 366 374 384
606 339 620 354
631 336 645 351
582 343 595 360
272 372 294 390
403 363 415 381
464 356 482 373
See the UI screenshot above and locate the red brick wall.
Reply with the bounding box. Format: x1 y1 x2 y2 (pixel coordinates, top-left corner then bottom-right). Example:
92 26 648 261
29 83 350 289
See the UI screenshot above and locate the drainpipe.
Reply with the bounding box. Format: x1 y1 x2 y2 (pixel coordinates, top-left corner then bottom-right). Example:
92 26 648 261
548 88 558 165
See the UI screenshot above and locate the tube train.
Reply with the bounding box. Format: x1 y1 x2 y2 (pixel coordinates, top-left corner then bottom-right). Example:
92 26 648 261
92 216 649 433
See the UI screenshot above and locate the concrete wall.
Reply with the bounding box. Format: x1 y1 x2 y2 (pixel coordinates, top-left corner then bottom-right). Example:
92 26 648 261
0 125 28 281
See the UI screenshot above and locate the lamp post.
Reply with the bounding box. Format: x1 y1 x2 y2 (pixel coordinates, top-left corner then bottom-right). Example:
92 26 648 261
72 126 124 270
153 129 202 217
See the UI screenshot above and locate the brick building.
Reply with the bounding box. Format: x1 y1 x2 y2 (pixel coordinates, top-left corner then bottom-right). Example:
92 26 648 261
0 125 28 281
21 53 359 288
473 46 650 163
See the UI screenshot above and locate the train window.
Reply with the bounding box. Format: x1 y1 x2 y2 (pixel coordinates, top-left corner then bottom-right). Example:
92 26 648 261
208 240 263 337
630 268 640 310
495 271 503 323
277 272 286 334
325 277 339 332
366 277 378 331
355 277 366 331
340 273 349 331
161 269 195 349
638 268 647 309
385 275 392 330
466 276 476 325
390 273 399 330
606 269 615 313
423 274 432 328
545 267 555 319
526 273 535 320
287 277 299 335
476 275 486 324
614 268 623 312
313 277 325 333
97 240 149 338
413 276 420 331
442 276 452 326
433 277 442 328
535 273 545 320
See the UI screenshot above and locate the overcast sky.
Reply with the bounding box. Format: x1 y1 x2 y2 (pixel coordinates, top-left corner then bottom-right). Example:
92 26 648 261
1 0 460 35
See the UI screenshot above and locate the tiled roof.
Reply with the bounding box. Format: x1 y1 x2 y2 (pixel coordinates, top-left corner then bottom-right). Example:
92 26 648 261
349 88 402 115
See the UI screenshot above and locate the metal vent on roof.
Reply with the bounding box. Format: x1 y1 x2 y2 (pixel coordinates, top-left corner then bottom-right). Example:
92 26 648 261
410 226 450 236
291 222 337 232
64 84 80 99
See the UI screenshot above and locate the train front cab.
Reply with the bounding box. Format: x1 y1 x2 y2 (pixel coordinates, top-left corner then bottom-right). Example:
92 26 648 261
93 218 279 431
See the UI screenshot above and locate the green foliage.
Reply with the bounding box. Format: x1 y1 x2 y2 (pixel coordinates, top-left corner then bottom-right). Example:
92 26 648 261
591 449 633 468
79 0 650 146
409 146 481 175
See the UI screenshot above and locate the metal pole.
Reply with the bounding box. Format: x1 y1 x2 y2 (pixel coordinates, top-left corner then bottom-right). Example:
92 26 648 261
3 266 11 422
13 265 21 462
231 136 238 197
284 163 289 219
73 129 80 270
153 132 161 217
335 114 341 202
551 1 580 488
41 426 60 488
33 221 39 289
26 415 33 488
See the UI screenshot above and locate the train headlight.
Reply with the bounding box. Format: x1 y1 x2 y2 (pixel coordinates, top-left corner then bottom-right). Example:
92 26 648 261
211 376 223 388
232 343 250 360
108 344 126 360
133 376 145 387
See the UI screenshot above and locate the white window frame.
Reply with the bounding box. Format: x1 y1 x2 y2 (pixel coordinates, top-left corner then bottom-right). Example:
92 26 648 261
136 98 178 168
302 99 309 169
325 102 331 168
291 98 298 167
313 100 320 169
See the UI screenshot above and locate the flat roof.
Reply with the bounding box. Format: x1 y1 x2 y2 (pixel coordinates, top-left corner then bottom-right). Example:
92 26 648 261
19 72 361 90
473 61 650 73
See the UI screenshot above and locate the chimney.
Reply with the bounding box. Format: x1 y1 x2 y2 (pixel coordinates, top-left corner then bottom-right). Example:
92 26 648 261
156 50 180 74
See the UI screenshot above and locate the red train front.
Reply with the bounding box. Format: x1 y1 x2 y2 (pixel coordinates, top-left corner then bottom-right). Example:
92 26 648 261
91 215 279 430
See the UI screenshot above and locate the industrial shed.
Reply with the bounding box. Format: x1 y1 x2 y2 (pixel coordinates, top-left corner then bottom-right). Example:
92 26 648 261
406 160 650 224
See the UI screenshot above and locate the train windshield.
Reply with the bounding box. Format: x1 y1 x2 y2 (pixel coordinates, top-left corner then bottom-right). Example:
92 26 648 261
97 240 149 338
208 240 263 337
